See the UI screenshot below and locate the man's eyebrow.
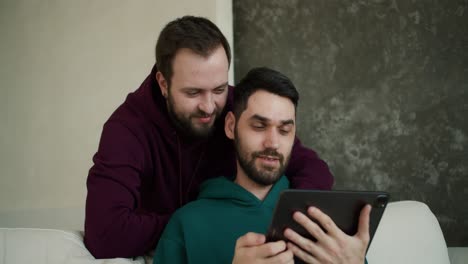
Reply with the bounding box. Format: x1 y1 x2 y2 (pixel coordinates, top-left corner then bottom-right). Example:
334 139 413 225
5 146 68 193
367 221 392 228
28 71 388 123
280 119 295 126
181 82 229 91
213 82 229 89
250 114 270 123
250 114 295 125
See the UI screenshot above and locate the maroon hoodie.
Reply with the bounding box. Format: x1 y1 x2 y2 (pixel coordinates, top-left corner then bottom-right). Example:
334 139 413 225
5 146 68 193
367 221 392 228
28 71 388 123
84 65 334 258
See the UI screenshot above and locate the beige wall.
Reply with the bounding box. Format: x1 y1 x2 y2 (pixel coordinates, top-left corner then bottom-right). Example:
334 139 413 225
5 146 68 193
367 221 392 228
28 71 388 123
0 0 233 229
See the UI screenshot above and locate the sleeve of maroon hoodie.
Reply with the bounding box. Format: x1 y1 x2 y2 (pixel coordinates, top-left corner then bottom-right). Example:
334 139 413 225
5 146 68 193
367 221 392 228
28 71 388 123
84 121 169 258
286 137 334 190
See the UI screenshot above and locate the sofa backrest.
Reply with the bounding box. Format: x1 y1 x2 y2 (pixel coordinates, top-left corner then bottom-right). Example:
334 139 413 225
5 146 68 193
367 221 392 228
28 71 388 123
366 201 450 264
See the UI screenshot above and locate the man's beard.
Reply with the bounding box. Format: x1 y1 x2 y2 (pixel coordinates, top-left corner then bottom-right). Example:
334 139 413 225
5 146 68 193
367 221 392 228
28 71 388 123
166 92 219 139
234 127 291 186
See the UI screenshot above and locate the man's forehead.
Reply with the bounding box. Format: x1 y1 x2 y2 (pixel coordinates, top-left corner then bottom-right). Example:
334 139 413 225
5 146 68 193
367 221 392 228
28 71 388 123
243 90 296 122
170 47 229 90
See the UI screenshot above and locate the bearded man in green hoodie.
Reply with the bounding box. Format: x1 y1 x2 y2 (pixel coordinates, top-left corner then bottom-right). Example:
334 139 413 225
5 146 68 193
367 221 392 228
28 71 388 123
153 67 370 264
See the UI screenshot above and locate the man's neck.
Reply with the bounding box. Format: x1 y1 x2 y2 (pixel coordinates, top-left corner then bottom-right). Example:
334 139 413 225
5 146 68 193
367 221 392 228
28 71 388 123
234 168 273 201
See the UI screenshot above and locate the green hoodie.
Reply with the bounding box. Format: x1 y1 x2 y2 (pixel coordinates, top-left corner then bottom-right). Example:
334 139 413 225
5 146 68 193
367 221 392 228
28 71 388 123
153 175 289 264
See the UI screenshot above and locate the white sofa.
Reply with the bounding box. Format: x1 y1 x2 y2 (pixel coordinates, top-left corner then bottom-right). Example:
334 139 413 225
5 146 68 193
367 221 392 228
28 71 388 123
0 201 466 264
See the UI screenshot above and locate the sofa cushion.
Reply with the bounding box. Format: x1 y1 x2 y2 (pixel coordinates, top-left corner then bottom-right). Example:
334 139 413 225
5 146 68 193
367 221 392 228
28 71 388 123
366 201 450 264
0 228 144 264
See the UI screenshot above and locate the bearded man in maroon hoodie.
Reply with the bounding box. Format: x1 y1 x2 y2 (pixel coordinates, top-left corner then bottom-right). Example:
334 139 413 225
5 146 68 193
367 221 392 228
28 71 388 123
84 16 334 259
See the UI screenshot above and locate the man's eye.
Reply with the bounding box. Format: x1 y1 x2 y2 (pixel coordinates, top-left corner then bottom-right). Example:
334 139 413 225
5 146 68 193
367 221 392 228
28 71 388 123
252 124 265 130
279 126 292 135
213 88 226 94
186 91 199 96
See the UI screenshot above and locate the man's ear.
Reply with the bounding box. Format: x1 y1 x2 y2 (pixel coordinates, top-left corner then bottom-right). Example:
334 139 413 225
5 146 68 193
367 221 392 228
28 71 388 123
156 71 168 98
225 112 236 140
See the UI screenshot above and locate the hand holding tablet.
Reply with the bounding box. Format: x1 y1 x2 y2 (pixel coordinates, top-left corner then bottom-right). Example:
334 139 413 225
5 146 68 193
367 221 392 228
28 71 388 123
266 190 389 264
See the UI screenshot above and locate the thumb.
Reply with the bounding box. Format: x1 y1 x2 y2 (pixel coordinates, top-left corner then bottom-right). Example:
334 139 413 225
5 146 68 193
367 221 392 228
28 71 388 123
356 204 371 243
235 232 266 249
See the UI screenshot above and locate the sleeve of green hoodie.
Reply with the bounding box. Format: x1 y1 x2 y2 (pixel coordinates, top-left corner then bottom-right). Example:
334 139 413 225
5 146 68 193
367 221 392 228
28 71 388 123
153 218 188 264
154 209 370 264
153 238 187 264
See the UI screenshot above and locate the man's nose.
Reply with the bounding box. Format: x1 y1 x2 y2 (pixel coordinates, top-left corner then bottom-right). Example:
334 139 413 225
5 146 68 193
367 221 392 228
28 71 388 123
199 94 215 114
264 129 279 150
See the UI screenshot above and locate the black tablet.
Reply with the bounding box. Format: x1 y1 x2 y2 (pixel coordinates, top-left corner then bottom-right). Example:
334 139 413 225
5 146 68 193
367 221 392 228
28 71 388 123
266 189 389 252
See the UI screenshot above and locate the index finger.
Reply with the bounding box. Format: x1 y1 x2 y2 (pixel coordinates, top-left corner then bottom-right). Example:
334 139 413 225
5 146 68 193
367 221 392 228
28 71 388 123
306 206 341 237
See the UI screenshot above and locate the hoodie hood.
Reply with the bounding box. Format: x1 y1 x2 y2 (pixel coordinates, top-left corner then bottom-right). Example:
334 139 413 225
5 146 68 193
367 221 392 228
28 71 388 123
198 176 289 208
121 64 174 136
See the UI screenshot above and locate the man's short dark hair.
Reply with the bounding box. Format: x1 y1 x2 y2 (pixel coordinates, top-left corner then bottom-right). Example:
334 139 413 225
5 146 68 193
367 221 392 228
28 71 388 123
155 16 231 87
233 67 299 118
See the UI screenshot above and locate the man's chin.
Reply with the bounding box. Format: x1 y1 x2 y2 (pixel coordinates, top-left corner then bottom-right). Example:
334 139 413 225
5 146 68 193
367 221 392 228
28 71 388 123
186 125 215 139
250 169 282 186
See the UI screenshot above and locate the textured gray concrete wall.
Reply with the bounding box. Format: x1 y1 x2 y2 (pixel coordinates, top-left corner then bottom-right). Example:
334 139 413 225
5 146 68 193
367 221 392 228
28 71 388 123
234 0 468 246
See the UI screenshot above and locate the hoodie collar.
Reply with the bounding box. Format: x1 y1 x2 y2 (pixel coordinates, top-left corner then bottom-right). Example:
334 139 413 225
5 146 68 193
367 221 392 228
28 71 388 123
198 176 289 208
